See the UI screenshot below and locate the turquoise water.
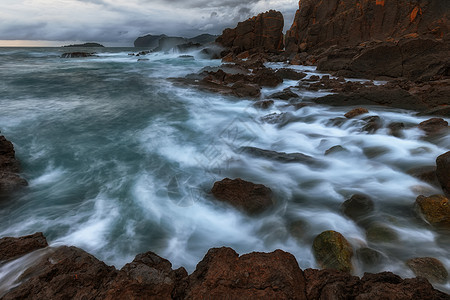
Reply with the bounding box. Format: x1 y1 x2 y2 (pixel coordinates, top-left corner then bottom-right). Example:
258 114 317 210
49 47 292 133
0 47 449 291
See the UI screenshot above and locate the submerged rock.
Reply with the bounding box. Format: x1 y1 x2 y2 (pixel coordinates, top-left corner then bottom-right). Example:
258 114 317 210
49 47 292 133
436 151 450 196
419 118 449 135
60 52 97 58
366 223 399 243
240 146 323 168
407 257 449 284
269 89 298 100
312 230 354 273
341 194 374 221
211 178 273 215
415 194 450 229
356 247 385 269
408 166 440 187
0 232 48 261
253 100 274 109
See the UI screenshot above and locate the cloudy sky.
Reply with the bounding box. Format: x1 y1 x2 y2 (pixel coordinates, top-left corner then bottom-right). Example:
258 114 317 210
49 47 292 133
0 0 298 46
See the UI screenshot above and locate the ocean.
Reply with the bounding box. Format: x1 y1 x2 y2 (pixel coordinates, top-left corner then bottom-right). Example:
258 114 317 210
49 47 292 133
0 47 449 292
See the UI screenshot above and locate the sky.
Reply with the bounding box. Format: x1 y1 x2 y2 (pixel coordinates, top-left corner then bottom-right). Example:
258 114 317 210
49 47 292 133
0 0 298 47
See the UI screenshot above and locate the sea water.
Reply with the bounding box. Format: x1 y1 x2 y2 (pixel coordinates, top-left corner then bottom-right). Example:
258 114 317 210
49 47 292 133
0 47 448 292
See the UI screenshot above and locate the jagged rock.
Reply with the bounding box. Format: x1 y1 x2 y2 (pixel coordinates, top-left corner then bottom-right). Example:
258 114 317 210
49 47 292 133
104 252 188 300
0 135 27 194
312 230 354 273
285 0 449 53
216 10 284 55
341 194 375 221
345 108 369 119
240 146 324 168
252 68 283 87
231 82 261 98
407 257 449 284
324 145 349 156
0 232 48 261
269 89 298 100
415 194 450 229
185 247 307 299
2 246 117 300
436 151 450 196
275 68 307 80
211 178 273 214
419 118 449 135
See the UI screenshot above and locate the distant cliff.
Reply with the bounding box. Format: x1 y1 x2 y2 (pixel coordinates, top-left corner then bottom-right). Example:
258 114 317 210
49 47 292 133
134 34 217 48
63 43 104 48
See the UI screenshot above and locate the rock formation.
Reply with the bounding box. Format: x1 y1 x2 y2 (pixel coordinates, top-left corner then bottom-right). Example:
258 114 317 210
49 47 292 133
1 233 448 299
216 10 284 55
0 135 27 194
285 0 449 53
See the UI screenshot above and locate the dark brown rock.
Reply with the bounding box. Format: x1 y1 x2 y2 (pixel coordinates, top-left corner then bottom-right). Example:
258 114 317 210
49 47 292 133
2 246 117 300
408 166 440 187
345 108 369 119
251 68 283 87
407 257 449 283
312 230 354 273
216 10 284 55
275 68 307 80
185 247 307 300
269 89 298 100
436 151 450 196
415 194 450 229
341 194 375 221
366 223 399 243
211 178 273 214
285 0 449 53
253 100 274 109
104 252 188 300
0 136 27 194
362 116 382 133
419 118 449 135
231 82 261 98
0 232 48 261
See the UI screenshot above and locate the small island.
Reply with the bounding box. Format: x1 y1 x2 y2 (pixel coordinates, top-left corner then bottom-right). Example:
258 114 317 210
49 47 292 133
63 42 104 47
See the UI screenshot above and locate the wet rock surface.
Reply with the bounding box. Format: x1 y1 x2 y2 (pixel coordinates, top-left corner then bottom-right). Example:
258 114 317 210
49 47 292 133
0 135 27 194
1 233 449 299
211 178 273 214
312 230 354 273
436 151 450 196
415 194 450 229
61 52 97 58
407 257 449 284
0 232 48 261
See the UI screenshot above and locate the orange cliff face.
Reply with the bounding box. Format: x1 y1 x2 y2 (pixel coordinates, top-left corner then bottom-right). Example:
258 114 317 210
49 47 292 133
285 0 449 54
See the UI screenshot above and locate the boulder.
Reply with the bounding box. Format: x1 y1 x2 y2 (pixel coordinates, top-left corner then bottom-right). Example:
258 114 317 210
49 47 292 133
231 82 261 98
341 194 375 221
312 230 354 273
185 247 307 299
406 257 449 284
366 223 399 243
345 108 369 119
0 232 48 261
418 118 449 135
436 151 450 196
104 252 188 300
216 10 284 55
415 194 450 229
275 68 307 80
2 246 117 300
356 247 385 268
211 178 273 214
269 89 298 100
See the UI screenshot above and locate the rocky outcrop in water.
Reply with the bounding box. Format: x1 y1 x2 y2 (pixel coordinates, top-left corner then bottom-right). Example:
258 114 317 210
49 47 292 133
211 178 273 214
216 10 284 55
0 232 47 261
1 233 448 299
60 52 98 58
63 43 104 48
415 194 450 229
0 135 27 194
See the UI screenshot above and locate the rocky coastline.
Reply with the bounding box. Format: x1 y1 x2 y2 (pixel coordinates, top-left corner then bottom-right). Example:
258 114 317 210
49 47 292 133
0 232 449 299
1 0 449 298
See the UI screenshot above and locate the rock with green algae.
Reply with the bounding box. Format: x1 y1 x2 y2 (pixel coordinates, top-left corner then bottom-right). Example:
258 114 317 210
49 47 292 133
415 194 450 229
366 223 399 243
312 230 354 273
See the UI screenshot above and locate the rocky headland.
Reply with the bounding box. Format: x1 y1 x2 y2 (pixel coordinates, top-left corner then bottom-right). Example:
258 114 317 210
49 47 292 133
0 135 27 196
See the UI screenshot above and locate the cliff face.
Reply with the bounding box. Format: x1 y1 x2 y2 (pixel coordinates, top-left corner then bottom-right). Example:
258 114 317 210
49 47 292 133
216 10 284 54
285 0 449 53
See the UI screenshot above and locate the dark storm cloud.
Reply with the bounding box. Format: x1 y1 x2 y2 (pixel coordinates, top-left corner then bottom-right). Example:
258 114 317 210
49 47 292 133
0 0 297 46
